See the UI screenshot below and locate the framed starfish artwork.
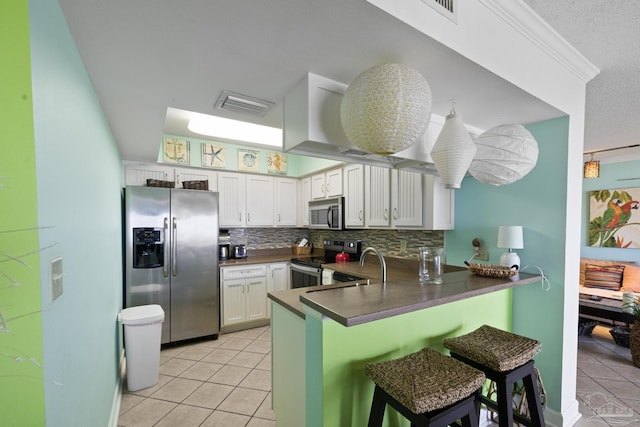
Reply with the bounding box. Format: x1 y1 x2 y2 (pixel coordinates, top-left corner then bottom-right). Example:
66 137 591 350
588 187 640 248
202 144 226 168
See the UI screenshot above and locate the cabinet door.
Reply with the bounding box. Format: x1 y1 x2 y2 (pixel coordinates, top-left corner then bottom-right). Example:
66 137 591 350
269 262 290 292
325 169 343 197
391 170 423 227
365 166 391 227
218 172 246 227
299 177 312 226
275 178 298 226
123 161 174 186
311 174 326 200
344 164 364 228
423 175 455 230
246 175 275 226
245 277 268 321
221 278 246 326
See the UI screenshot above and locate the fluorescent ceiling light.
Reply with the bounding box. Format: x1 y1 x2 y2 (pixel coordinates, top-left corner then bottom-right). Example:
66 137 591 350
188 114 282 147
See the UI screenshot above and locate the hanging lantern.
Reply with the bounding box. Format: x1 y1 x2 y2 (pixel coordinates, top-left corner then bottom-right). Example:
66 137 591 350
468 124 538 186
430 109 477 189
340 63 432 155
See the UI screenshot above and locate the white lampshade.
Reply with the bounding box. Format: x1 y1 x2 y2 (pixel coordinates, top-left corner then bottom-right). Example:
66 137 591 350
498 225 523 269
340 63 432 155
430 110 477 189
469 124 538 186
497 225 524 249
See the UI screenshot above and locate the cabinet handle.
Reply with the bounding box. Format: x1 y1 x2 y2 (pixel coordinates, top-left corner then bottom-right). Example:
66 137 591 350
239 212 242 221
278 213 281 223
321 183 326 194
383 209 389 221
359 210 363 220
326 183 330 193
392 208 398 220
248 213 251 222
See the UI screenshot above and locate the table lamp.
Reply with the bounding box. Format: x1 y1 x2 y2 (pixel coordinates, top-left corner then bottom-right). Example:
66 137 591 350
497 226 523 269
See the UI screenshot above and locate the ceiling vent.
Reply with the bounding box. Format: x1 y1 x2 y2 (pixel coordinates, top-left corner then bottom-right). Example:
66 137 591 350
215 91 274 117
421 0 457 23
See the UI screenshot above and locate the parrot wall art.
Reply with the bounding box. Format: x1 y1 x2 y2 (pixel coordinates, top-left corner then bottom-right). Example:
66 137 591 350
589 188 640 248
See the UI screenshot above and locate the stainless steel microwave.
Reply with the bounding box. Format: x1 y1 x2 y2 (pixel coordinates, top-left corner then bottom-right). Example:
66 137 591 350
309 197 344 230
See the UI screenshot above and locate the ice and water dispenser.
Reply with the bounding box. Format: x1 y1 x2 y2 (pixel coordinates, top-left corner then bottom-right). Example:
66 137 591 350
133 228 164 268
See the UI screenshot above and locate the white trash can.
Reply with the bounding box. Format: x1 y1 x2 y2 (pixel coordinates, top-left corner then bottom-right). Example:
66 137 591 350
120 304 165 391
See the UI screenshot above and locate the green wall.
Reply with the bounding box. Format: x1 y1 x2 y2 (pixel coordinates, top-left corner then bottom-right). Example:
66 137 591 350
0 1 45 424
446 117 570 412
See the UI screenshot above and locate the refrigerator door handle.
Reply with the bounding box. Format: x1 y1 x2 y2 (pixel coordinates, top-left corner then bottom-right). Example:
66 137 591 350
163 217 169 278
172 216 177 277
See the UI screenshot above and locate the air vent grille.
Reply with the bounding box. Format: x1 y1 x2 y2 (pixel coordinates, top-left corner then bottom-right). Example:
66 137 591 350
215 91 274 117
421 0 457 23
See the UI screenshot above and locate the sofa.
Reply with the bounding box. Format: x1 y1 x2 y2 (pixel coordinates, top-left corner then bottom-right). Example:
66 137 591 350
579 257 640 300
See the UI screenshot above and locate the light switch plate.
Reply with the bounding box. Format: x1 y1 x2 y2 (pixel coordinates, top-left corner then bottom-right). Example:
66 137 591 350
50 257 63 302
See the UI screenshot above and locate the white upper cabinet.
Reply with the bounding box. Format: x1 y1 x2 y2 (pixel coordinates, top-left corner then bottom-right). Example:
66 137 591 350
311 168 343 200
298 177 312 226
246 175 275 226
218 172 247 227
343 164 364 228
422 174 455 230
175 167 218 192
123 161 217 191
275 178 298 226
391 169 423 227
365 166 391 228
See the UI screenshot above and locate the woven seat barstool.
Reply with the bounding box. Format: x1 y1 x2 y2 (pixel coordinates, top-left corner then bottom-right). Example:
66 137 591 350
365 348 486 427
444 325 545 427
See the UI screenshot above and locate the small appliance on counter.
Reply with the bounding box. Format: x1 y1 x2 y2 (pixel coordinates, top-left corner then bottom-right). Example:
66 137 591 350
219 230 231 260
233 244 247 259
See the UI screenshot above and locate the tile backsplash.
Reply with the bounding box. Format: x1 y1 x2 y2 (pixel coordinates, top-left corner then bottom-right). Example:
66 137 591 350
227 227 444 260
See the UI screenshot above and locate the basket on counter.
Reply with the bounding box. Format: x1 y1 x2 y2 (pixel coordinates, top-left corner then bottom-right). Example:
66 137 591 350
292 244 312 255
467 263 518 279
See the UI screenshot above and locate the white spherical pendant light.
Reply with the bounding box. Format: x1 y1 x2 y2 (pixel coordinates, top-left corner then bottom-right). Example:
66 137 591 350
340 63 432 155
430 110 477 189
469 124 538 186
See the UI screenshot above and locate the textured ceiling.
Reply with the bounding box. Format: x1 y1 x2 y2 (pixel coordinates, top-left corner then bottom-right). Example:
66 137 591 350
524 0 640 163
57 0 640 164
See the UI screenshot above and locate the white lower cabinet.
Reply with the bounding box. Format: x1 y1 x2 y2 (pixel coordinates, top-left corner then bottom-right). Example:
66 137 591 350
221 265 268 327
267 262 290 318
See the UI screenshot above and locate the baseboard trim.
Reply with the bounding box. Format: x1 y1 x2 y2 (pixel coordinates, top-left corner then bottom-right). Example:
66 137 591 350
544 401 581 427
108 348 125 427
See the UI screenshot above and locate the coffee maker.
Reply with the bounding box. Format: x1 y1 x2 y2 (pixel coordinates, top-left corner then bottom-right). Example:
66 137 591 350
219 230 231 260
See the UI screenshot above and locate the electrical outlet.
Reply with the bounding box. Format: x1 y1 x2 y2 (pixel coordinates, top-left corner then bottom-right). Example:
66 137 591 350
476 247 489 261
400 239 407 253
50 257 63 302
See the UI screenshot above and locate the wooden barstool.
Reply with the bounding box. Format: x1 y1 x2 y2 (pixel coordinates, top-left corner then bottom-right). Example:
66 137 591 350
444 325 545 427
365 347 486 427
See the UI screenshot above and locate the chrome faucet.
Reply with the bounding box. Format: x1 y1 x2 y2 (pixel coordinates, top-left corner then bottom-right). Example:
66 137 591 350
359 247 387 284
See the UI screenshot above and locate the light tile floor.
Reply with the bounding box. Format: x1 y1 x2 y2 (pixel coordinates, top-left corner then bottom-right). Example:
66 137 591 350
574 325 640 426
118 326 275 427
118 324 640 427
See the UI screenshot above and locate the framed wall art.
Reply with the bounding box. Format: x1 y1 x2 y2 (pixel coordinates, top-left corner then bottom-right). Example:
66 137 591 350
267 152 287 175
163 137 190 164
238 149 259 172
201 144 226 168
588 187 640 248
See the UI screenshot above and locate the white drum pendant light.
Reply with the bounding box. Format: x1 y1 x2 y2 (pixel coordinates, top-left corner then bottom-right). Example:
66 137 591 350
430 109 477 189
469 124 538 186
340 63 432 155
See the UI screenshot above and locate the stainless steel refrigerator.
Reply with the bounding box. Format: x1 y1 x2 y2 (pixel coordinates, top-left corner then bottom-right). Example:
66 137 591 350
124 186 219 344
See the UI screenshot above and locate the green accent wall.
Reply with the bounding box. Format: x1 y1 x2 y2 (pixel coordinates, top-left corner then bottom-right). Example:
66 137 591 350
0 1 45 425
446 117 570 412
305 290 513 426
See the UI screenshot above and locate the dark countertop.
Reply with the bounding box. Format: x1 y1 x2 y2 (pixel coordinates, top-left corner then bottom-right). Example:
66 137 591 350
219 248 320 267
269 267 541 327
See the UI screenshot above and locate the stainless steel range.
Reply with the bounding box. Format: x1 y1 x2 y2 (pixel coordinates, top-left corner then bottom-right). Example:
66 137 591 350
290 239 362 288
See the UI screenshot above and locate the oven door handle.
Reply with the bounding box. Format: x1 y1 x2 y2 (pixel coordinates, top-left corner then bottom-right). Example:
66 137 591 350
291 263 322 275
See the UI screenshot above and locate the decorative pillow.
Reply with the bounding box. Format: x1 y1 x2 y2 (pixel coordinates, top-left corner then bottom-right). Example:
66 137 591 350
583 264 625 291
621 264 640 293
579 258 637 286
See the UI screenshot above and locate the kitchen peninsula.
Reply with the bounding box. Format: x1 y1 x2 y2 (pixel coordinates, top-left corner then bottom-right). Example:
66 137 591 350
268 265 541 427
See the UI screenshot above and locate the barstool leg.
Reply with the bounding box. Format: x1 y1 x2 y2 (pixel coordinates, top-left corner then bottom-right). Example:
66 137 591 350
522 366 545 427
496 378 514 427
368 385 387 427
